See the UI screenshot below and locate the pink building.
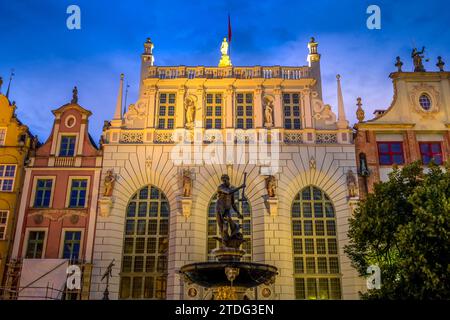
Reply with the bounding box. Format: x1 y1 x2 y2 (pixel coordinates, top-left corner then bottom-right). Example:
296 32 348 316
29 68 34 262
7 91 102 299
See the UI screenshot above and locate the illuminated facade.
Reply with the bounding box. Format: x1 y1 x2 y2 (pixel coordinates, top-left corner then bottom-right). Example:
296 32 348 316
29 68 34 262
355 60 450 196
0 90 34 289
8 97 102 299
90 37 365 300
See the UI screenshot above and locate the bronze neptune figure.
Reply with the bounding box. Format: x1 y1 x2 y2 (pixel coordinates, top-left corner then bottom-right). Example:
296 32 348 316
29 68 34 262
215 173 246 248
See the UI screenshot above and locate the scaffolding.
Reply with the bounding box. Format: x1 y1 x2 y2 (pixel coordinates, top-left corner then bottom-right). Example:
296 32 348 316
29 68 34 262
0 259 93 300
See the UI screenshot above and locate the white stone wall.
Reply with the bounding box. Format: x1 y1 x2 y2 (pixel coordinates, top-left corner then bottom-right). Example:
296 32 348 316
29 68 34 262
90 143 365 300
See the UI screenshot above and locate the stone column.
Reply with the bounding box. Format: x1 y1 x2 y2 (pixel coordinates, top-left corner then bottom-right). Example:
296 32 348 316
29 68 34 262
175 86 186 128
273 86 283 128
302 88 313 129
225 85 234 128
195 86 204 127
254 85 263 128
146 86 157 128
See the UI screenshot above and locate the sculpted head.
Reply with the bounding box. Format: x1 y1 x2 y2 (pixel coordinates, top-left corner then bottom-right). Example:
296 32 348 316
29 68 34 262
221 174 230 186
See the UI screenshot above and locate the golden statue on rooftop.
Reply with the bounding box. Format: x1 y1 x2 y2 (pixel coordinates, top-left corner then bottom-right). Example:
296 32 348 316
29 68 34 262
218 37 232 67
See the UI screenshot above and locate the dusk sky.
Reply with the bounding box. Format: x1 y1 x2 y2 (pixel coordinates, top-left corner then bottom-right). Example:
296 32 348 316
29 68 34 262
0 0 449 141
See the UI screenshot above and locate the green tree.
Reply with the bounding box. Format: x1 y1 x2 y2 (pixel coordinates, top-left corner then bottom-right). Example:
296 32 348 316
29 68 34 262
345 161 450 299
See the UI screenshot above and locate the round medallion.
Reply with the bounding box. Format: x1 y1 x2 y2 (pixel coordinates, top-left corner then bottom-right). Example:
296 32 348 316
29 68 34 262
65 115 76 128
33 213 44 225
187 287 198 298
261 287 271 298
70 214 80 224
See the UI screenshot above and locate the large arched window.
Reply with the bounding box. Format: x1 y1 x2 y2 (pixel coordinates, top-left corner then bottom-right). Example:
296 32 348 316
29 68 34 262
119 185 169 299
207 193 251 261
291 186 341 299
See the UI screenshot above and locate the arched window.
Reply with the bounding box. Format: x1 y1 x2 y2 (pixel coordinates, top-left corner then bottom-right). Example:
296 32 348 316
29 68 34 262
119 185 169 299
207 193 251 261
291 186 341 299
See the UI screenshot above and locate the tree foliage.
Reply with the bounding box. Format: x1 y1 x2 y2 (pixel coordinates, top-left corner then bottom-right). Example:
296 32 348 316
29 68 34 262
345 161 450 299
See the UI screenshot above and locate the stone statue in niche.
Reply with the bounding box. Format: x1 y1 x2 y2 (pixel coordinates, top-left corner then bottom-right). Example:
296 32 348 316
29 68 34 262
182 169 192 197
185 96 198 129
103 169 117 197
265 175 276 198
263 96 274 128
346 169 357 197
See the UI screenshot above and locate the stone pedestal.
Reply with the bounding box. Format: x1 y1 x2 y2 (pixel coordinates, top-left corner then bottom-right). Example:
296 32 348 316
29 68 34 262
180 197 192 218
98 197 112 218
266 197 278 217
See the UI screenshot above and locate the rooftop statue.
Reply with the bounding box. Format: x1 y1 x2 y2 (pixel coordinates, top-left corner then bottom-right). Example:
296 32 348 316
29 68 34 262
218 37 232 67
220 37 229 56
412 47 427 72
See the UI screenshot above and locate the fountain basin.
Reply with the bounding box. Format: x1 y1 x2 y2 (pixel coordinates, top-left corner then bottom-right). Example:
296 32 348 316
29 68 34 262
180 261 278 288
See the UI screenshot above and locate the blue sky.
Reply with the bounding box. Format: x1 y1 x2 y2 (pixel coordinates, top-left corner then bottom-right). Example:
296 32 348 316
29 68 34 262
0 0 449 141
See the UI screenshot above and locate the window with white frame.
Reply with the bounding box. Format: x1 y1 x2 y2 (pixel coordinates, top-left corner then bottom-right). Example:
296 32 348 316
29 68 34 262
62 231 82 260
0 211 9 240
0 128 6 146
59 136 76 157
25 230 46 258
34 179 53 208
0 165 17 192
69 179 88 208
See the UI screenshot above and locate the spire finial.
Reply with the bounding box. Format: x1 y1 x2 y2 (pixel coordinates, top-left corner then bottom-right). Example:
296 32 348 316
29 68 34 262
336 74 348 129
6 69 15 99
307 37 320 66
356 97 365 123
143 38 155 66
395 56 403 72
71 86 78 104
437 56 445 72
113 73 124 121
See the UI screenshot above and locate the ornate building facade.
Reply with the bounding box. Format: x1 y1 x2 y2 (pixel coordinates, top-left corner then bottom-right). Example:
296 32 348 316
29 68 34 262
355 55 450 196
91 37 365 300
0 86 34 288
7 94 102 299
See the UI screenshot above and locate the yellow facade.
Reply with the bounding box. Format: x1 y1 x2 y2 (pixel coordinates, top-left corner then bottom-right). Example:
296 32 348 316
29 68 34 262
0 93 33 286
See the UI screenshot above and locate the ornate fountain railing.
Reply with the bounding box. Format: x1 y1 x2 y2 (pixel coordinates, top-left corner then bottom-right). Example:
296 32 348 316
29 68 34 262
147 66 311 80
